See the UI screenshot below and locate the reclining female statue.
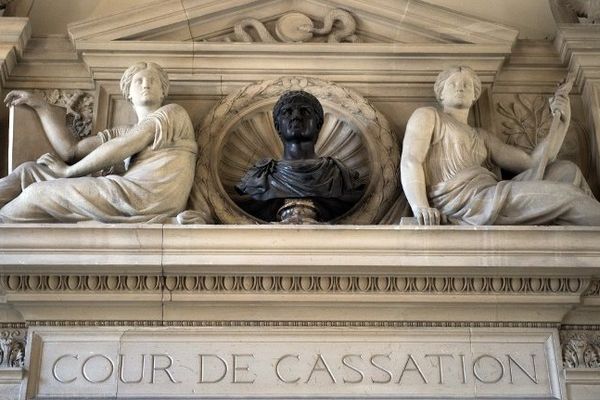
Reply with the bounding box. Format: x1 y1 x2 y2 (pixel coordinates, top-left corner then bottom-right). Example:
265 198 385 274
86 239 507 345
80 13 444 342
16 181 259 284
0 61 197 223
401 65 600 225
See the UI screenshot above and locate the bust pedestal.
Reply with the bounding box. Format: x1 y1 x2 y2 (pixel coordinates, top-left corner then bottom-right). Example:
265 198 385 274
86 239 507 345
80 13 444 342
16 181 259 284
277 198 319 224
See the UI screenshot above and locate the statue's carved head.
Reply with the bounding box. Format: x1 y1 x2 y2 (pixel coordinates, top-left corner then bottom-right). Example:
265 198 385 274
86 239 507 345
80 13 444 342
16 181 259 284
434 66 482 106
273 90 324 143
120 61 170 105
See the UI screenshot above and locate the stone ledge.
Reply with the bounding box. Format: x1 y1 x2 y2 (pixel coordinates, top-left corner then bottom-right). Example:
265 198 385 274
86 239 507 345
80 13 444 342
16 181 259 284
0 368 23 384
565 368 600 385
0 224 598 324
0 224 599 275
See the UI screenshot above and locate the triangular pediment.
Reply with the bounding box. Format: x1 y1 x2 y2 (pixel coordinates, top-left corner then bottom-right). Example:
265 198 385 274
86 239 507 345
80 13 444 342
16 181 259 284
68 0 518 45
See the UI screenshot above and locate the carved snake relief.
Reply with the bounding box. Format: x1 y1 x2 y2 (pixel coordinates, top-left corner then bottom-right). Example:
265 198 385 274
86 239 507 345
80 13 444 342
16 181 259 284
232 18 277 43
306 9 359 43
230 9 359 43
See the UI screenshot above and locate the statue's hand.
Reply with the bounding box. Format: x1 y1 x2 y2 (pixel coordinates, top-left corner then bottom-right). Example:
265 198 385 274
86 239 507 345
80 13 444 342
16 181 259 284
549 94 571 122
37 153 71 178
4 90 46 109
414 207 443 225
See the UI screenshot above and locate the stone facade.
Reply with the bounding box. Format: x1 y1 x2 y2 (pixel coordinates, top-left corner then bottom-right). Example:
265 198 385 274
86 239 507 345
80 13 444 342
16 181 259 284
0 1 599 399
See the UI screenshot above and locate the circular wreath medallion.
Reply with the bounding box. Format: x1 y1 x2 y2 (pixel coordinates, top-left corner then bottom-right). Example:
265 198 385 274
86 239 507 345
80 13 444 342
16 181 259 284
189 76 400 224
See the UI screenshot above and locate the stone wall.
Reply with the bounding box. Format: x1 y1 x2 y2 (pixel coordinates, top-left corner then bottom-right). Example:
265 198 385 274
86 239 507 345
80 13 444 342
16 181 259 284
0 1 599 398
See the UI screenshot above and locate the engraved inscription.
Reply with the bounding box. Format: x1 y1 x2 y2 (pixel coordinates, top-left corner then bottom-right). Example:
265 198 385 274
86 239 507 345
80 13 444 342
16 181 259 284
198 354 227 383
50 351 541 388
52 354 78 383
30 329 560 399
81 354 114 383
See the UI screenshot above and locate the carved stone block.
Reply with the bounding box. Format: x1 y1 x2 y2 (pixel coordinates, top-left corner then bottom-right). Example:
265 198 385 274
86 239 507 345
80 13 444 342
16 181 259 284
25 327 561 399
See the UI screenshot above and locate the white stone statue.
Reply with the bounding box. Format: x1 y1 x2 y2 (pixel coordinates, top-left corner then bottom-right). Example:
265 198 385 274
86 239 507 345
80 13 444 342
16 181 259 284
0 61 197 223
401 66 600 225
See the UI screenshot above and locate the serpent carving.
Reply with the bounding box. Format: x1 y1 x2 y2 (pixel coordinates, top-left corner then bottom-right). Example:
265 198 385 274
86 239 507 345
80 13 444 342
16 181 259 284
303 9 359 43
231 18 277 43
227 9 359 43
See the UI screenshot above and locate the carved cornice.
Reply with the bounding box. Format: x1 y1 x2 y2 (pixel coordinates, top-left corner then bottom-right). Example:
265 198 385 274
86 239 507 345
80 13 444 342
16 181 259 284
0 226 598 324
0 18 29 88
26 320 560 329
0 323 26 330
4 36 93 90
555 24 600 89
0 17 30 56
75 41 511 86
562 324 600 331
0 275 589 296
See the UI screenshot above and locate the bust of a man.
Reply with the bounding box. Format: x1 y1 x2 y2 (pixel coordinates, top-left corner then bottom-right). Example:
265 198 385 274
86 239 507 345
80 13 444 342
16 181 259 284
236 90 364 223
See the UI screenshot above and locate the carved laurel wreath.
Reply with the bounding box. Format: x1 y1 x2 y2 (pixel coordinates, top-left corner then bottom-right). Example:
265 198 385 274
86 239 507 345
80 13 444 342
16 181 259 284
188 76 400 224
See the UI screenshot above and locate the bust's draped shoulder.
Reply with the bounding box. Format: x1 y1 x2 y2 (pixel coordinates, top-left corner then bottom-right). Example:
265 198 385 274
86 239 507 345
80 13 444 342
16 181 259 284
236 157 363 201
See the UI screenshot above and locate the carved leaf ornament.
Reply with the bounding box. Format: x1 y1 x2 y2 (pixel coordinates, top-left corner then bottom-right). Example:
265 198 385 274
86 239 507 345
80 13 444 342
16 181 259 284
35 89 94 138
0 330 25 368
561 331 600 368
496 94 552 151
188 76 400 224
495 94 593 178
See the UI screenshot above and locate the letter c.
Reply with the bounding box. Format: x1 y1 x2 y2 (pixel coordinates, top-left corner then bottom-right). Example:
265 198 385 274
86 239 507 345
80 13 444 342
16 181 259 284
52 354 79 383
275 354 300 383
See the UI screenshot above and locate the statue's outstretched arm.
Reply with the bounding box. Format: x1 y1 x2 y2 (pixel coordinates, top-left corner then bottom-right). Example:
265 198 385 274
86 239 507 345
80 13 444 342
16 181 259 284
38 119 155 178
3 90 103 163
400 107 441 225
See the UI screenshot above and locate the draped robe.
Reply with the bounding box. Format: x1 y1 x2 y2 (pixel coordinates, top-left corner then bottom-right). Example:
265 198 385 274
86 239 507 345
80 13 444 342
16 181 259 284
423 107 600 225
0 103 197 223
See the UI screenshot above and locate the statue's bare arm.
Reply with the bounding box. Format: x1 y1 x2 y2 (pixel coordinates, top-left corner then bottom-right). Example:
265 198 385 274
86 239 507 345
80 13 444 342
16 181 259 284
37 119 155 178
400 107 442 225
4 90 102 163
484 132 533 173
486 95 571 173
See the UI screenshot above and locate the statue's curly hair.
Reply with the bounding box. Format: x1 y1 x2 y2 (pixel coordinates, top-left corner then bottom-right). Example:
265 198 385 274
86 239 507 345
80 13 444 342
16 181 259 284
272 90 324 137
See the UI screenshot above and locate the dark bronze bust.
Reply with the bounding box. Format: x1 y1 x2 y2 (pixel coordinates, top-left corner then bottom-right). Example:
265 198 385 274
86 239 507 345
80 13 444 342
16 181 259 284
236 90 364 223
